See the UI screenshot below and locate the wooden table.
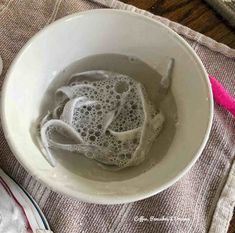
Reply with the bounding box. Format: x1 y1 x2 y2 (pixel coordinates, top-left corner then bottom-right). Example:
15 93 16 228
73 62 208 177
122 0 235 49
121 1 235 232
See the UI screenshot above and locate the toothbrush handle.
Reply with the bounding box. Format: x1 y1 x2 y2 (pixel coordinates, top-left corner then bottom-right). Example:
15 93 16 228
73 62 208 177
209 75 235 117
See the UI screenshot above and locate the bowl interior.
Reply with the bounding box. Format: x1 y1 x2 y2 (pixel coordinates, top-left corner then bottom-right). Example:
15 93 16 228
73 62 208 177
2 9 212 204
39 53 177 182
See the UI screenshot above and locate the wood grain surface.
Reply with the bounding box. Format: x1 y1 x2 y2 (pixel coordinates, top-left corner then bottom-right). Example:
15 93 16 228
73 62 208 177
122 0 235 48
121 1 235 232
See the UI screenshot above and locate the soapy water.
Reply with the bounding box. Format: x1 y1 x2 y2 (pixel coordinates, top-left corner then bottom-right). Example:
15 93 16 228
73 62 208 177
36 54 177 180
40 71 164 170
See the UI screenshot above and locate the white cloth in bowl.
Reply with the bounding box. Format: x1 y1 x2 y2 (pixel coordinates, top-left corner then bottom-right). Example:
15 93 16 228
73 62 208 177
40 71 164 170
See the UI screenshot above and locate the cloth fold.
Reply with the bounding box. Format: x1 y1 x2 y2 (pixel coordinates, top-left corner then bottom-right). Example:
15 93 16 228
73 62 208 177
0 1 234 233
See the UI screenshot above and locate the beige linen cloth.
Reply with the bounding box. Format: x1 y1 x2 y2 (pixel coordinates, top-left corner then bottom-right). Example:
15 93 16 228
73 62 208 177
0 1 234 233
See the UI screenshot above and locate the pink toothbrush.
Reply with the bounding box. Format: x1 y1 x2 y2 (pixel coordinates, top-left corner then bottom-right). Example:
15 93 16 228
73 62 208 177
209 75 235 117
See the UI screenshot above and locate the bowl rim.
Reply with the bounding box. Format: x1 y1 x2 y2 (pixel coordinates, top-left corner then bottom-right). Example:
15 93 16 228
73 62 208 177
0 9 214 204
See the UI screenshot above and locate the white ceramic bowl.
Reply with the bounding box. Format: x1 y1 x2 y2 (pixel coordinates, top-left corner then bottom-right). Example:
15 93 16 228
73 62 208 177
1 9 213 204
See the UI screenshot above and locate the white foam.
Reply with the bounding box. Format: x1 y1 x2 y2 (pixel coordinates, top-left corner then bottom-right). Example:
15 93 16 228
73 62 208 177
40 71 164 170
